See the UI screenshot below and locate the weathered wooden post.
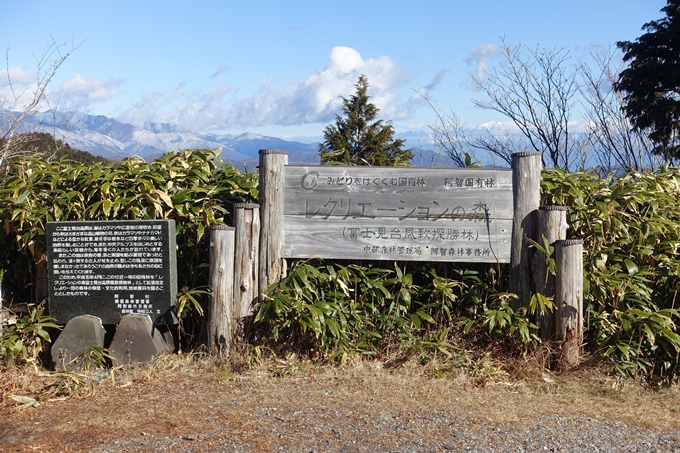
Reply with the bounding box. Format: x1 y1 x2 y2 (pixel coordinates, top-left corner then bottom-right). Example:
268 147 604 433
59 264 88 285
208 225 235 355
510 151 542 308
555 239 583 367
534 205 569 340
34 249 49 304
258 149 288 300
233 203 260 342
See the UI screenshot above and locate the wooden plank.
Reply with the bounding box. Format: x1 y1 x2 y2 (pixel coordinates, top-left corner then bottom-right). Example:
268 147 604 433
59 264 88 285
283 165 513 262
284 216 511 262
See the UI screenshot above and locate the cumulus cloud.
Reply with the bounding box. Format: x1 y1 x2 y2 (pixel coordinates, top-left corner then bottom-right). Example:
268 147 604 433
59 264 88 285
50 74 124 110
0 66 34 88
120 46 415 132
466 43 500 82
222 46 412 128
0 66 44 111
1 67 123 114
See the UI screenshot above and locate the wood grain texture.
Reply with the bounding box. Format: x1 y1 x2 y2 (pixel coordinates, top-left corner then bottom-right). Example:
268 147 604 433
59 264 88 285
208 226 235 355
510 152 542 308
555 239 584 367
534 206 569 341
284 165 513 263
233 203 260 342
259 150 288 299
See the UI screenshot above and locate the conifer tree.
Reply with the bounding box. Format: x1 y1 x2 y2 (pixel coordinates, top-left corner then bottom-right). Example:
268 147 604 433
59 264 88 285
616 0 680 159
319 75 412 166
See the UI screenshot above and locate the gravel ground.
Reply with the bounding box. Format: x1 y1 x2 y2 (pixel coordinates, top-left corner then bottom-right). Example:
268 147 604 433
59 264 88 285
2 361 679 452
84 413 680 453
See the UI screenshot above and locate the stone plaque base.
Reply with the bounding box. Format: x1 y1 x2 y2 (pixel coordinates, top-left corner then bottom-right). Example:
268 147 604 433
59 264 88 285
51 315 106 368
110 314 173 366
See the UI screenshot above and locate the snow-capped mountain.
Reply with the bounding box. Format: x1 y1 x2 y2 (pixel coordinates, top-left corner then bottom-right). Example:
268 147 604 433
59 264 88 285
12 110 472 169
17 111 322 169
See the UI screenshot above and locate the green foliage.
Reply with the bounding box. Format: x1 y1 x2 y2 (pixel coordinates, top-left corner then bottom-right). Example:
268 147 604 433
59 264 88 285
478 293 540 347
319 75 413 166
1 304 60 364
255 260 537 363
542 166 680 378
0 148 257 330
176 286 210 319
616 1 680 159
72 345 113 372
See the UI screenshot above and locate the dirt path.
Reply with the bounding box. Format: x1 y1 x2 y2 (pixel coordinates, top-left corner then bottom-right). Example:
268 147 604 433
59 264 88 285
2 359 680 452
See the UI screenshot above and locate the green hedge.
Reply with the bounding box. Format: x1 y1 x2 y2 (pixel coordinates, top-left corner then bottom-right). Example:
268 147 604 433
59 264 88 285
256 167 680 380
542 167 680 378
0 148 257 322
3 151 680 379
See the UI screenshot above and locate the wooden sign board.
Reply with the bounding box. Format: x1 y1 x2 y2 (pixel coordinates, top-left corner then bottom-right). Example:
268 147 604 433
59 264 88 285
283 166 513 263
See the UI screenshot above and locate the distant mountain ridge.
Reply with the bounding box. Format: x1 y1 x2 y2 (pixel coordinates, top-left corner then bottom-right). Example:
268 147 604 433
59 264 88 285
17 111 322 170
11 111 469 169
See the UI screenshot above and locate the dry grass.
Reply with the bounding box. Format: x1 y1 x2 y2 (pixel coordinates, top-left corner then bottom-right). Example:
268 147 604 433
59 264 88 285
3 350 678 424
1 350 679 452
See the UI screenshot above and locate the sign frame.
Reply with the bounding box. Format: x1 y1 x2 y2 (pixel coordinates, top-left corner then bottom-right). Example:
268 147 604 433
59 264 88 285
283 165 513 263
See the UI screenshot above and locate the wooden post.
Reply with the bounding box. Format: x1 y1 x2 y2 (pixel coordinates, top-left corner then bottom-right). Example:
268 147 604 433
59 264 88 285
555 239 583 367
34 249 48 304
534 206 569 341
208 226 235 355
233 203 260 342
510 151 542 308
258 149 288 301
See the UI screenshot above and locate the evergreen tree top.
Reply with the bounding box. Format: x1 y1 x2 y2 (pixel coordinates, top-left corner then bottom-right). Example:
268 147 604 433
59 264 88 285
319 75 412 166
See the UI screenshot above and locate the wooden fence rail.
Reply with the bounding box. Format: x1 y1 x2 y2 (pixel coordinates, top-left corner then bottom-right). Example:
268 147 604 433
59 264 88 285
207 149 581 362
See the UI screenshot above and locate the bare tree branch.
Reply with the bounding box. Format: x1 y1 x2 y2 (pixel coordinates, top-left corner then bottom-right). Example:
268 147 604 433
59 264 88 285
0 36 83 171
417 92 473 167
578 45 662 172
472 38 580 169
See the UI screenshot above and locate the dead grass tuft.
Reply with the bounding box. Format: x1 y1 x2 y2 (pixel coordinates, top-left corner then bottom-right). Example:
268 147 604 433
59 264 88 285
3 347 680 433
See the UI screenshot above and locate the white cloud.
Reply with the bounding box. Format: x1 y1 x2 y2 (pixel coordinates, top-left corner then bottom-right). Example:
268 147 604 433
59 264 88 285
50 74 124 110
118 46 414 132
210 65 231 78
466 43 500 82
0 66 42 111
0 66 34 88
1 68 123 114
409 70 447 103
425 70 447 91
222 46 413 128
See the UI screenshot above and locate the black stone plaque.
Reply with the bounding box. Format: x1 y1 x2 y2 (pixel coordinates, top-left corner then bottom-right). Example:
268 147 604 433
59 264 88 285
47 220 178 324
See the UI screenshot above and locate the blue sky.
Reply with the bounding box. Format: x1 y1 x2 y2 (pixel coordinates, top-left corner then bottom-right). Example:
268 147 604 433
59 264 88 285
0 0 667 140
